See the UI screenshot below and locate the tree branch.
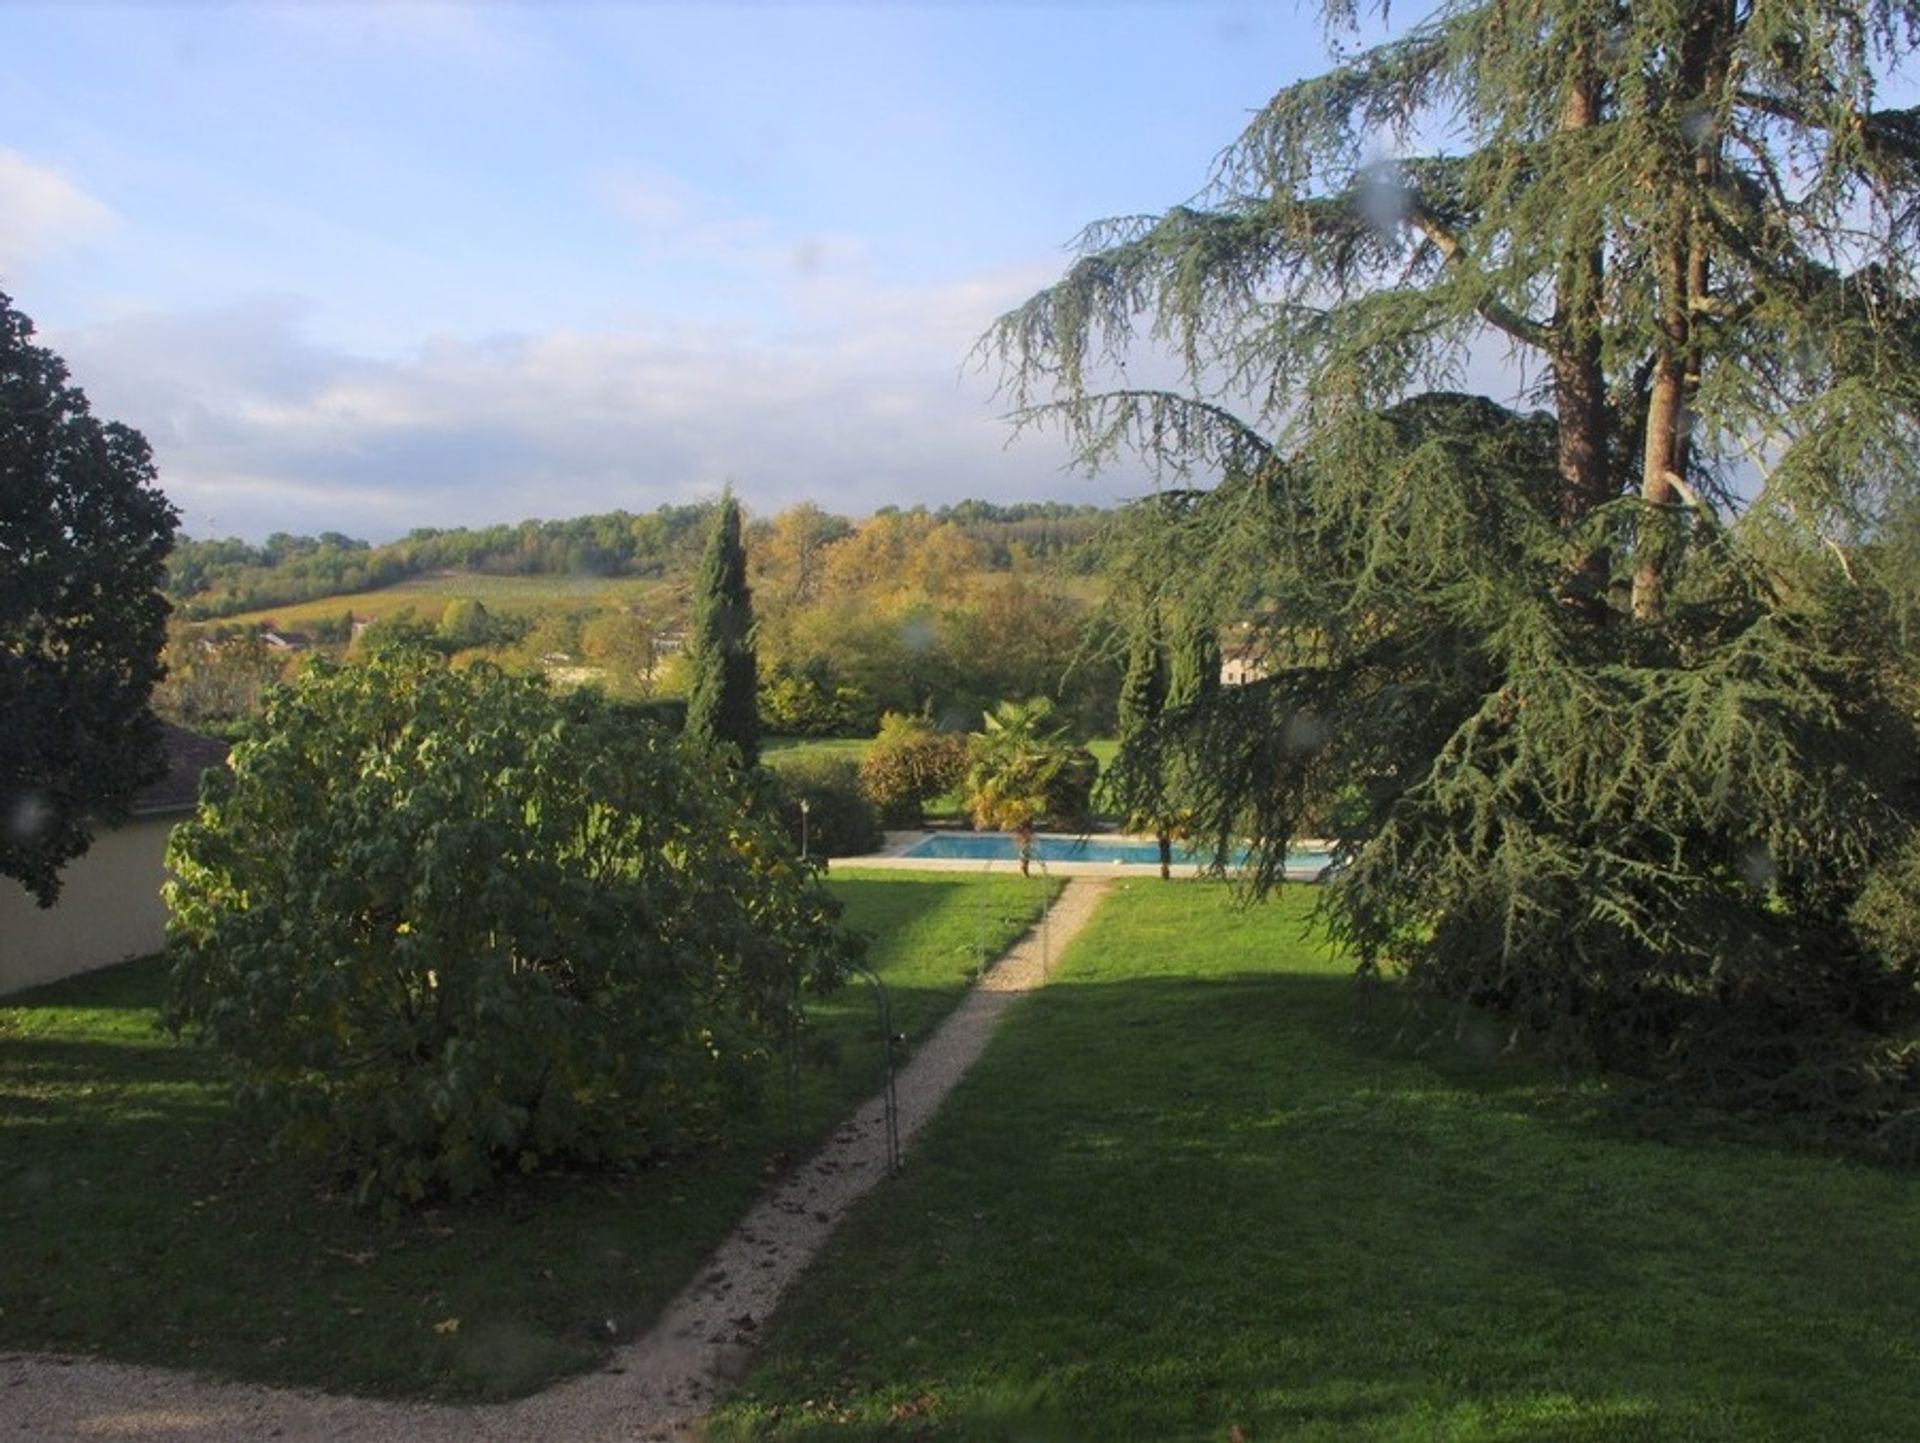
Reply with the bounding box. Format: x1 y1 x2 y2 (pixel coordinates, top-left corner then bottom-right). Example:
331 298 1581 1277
1404 199 1553 350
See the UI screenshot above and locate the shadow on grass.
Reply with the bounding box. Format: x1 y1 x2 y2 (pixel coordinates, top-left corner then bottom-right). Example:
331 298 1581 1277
714 963 1920 1443
0 873 1061 1401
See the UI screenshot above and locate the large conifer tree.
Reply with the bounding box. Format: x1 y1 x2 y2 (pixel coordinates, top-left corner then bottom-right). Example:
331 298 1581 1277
989 0 1920 1136
685 491 760 768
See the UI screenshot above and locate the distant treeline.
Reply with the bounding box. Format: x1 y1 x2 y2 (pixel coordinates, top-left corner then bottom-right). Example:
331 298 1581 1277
906 500 1108 569
167 500 1111 619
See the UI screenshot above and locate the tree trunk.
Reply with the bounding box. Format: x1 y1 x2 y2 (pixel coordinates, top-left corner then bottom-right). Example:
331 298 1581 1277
1550 56 1613 620
1632 2 1728 623
1634 345 1685 621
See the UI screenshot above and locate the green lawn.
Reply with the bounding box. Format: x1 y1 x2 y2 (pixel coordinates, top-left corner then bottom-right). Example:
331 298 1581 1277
210 571 670 630
763 736 874 766
710 881 1920 1442
0 870 1059 1400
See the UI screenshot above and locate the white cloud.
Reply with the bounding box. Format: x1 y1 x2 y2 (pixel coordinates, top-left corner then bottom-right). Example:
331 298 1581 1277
47 270 1146 541
0 151 116 275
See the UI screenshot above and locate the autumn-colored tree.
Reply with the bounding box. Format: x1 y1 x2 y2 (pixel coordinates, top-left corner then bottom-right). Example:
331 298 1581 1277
858 711 970 827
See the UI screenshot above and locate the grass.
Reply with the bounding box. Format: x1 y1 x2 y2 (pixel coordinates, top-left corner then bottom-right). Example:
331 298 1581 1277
709 881 1920 1442
0 869 1060 1401
208 572 670 631
763 736 874 766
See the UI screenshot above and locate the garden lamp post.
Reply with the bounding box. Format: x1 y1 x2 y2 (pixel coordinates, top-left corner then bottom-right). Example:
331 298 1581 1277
799 796 810 861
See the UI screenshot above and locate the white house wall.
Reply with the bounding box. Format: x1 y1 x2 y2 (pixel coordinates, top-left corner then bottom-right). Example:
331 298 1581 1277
0 818 175 995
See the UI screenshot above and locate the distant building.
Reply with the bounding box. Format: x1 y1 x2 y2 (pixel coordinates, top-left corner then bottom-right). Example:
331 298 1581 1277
0 725 228 995
1220 644 1267 687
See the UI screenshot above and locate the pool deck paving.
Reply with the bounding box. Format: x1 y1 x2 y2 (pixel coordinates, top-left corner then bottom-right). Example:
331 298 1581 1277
2 878 1113 1443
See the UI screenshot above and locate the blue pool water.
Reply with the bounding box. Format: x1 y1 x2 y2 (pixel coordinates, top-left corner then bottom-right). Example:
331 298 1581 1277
900 832 1333 873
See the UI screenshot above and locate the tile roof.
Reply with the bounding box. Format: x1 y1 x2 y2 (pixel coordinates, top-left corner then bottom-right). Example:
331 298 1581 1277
131 724 230 816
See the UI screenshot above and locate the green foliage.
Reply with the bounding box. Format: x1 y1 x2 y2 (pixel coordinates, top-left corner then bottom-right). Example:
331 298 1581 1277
757 658 879 738
168 498 1127 754
163 652 855 1207
1115 609 1168 739
351 608 439 658
1853 839 1920 978
505 608 586 670
964 698 1095 832
309 609 356 646
579 610 660 696
762 756 884 859
153 626 287 735
1166 608 1220 711
167 505 720 622
0 290 179 906
1102 509 1224 872
1046 745 1100 832
857 712 971 827
166 501 1111 624
435 597 502 650
1121 395 1920 1129
937 571 1120 737
686 492 761 768
1108 602 1179 849
988 3 1920 1133
617 694 688 735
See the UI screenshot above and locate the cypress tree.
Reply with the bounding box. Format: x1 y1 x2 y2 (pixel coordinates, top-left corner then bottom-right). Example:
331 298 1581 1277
1113 607 1176 878
685 491 760 768
1116 609 1168 738
1165 609 1220 711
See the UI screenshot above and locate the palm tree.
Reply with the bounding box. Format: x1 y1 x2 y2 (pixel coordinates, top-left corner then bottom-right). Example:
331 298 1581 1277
964 698 1068 875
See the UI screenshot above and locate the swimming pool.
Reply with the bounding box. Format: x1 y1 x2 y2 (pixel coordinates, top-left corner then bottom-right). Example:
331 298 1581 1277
898 832 1334 874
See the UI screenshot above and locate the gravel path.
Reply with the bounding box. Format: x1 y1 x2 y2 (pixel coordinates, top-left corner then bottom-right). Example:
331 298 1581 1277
3 878 1111 1442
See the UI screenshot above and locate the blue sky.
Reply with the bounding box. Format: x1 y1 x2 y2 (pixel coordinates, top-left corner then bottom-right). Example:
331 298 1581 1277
2 2 1380 541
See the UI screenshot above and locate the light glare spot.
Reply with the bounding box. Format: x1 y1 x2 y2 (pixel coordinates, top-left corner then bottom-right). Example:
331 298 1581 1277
6 789 51 844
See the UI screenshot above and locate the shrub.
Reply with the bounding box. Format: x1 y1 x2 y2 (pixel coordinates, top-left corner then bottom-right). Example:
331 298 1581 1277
436 597 501 650
164 652 856 1208
618 695 687 735
758 659 879 737
858 712 970 826
764 755 884 859
350 608 437 658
